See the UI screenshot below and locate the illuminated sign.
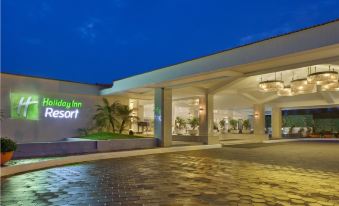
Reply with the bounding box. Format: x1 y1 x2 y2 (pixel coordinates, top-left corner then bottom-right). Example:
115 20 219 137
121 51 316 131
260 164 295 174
10 93 83 120
10 93 39 120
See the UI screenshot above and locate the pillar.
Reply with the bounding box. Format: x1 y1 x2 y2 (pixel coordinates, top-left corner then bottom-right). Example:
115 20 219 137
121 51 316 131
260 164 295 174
253 104 265 135
154 88 172 147
199 93 218 144
271 107 282 139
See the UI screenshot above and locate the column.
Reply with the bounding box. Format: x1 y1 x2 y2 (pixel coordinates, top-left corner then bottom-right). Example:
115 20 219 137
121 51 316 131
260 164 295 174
199 93 218 144
154 88 172 147
271 107 282 139
253 104 265 135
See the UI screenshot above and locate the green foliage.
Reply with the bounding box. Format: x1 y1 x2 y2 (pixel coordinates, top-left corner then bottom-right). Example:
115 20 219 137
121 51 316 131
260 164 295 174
0 110 4 121
175 117 186 130
282 115 313 127
242 119 251 130
78 128 90 137
229 119 238 130
219 119 226 129
314 119 339 132
93 98 120 133
282 114 339 133
1 137 17 152
81 132 150 140
116 105 138 134
187 117 199 130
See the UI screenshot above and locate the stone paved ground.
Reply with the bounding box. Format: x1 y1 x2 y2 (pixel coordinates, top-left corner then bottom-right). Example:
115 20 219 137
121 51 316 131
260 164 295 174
1 141 339 206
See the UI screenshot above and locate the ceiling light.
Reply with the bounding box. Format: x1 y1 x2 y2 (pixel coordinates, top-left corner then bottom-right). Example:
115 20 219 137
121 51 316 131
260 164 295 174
258 80 284 92
307 67 338 85
321 81 339 92
290 78 316 95
277 86 293 96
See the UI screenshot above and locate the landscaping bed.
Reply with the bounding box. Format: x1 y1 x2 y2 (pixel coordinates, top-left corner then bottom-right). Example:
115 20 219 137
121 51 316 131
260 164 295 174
80 132 152 140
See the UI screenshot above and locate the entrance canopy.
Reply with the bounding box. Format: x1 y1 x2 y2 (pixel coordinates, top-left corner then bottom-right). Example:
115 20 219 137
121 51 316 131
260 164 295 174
102 20 339 100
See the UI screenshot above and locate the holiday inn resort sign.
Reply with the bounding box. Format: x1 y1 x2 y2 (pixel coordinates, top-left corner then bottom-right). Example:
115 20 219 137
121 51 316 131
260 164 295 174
10 93 83 120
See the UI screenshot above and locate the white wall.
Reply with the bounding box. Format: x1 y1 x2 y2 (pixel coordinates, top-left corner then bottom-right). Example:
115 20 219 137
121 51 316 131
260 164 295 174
0 74 127 143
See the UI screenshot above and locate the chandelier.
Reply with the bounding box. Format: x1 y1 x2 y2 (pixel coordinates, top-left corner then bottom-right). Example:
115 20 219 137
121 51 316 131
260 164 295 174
291 79 317 95
258 65 338 96
307 66 338 85
277 86 293 96
321 81 339 92
258 73 284 92
290 78 316 95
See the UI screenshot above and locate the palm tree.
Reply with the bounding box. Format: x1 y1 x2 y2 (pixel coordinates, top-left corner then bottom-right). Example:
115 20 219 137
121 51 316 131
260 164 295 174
0 110 4 121
116 105 138 134
93 98 120 133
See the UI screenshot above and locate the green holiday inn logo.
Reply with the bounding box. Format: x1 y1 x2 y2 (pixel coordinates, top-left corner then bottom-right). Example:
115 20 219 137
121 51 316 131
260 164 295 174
10 92 83 120
10 93 40 120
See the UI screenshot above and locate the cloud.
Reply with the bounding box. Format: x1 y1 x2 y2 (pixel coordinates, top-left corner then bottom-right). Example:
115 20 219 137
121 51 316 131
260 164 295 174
238 0 338 45
77 18 102 42
27 1 53 19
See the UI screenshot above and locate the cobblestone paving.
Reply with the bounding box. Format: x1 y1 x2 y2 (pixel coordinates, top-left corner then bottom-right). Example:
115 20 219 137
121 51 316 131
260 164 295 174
2 142 339 206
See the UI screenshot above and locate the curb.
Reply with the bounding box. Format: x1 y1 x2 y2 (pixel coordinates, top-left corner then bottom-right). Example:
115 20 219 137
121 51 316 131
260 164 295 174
263 138 339 144
0 144 222 177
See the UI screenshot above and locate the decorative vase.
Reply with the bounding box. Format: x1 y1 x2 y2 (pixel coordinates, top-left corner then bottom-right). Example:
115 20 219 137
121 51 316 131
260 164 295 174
1 151 14 166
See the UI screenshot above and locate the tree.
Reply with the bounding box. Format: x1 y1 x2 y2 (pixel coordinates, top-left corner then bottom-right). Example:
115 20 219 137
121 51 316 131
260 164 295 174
175 117 186 130
187 117 199 130
93 98 120 133
219 119 226 133
243 119 251 130
229 119 238 130
116 105 138 134
0 110 4 121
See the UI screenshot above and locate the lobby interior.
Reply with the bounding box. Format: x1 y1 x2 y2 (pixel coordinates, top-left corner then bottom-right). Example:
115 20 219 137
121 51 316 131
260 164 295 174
124 63 339 144
102 20 339 146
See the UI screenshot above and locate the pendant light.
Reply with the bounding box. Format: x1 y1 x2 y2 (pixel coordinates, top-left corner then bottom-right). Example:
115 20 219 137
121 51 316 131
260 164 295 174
307 66 338 85
258 73 284 92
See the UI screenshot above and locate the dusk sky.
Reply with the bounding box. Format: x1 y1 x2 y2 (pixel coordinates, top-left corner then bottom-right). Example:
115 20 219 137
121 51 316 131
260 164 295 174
2 0 339 84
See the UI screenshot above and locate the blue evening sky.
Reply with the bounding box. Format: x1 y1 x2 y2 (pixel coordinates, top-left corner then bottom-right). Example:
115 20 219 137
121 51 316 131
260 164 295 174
2 0 339 84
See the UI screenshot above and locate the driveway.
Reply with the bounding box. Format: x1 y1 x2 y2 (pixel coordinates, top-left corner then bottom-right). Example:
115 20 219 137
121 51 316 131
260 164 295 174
1 141 339 206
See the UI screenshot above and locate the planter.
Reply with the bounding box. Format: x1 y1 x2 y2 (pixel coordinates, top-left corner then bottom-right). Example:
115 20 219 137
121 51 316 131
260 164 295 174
1 151 14 166
242 129 251 134
188 130 198 136
309 134 320 138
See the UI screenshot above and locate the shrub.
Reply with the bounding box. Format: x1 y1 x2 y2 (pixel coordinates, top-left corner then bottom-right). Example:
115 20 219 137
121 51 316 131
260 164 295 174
229 119 238 130
219 119 226 129
187 117 199 130
1 137 17 153
78 128 90 136
243 119 251 130
175 117 186 130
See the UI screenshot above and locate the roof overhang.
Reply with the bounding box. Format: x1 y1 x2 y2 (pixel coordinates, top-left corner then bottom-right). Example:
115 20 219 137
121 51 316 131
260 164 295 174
101 20 339 95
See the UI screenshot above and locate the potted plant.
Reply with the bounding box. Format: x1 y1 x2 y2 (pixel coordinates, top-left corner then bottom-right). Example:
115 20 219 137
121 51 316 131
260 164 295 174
1 137 17 165
174 117 186 135
187 117 199 136
219 119 226 134
298 128 305 137
229 119 238 134
242 119 251 134
213 122 219 133
306 127 312 137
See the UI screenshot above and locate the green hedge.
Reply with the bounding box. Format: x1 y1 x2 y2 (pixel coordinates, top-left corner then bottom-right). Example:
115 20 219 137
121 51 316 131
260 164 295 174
314 119 339 132
282 115 313 127
282 114 339 132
